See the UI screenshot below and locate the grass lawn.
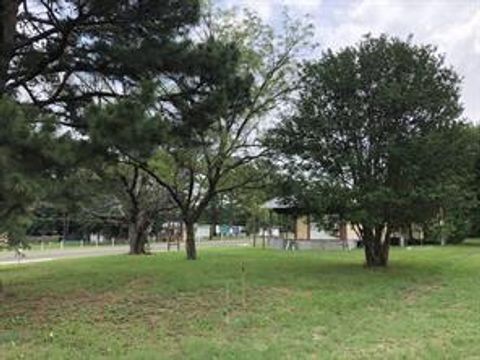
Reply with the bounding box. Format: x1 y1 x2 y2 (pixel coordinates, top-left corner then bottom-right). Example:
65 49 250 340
1 245 480 359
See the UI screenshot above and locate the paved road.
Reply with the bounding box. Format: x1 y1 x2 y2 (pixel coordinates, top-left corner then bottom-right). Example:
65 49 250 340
0 239 252 265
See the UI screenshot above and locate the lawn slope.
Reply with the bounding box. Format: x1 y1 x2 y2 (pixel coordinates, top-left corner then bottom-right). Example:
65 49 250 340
2 246 480 359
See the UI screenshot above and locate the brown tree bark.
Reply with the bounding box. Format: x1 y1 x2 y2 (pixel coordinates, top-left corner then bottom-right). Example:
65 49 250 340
0 0 19 93
62 212 70 241
128 212 150 255
185 220 196 260
209 196 219 240
408 224 414 245
362 226 390 267
128 224 148 255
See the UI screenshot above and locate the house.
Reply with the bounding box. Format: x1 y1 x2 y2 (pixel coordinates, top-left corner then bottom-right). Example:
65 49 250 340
261 198 360 250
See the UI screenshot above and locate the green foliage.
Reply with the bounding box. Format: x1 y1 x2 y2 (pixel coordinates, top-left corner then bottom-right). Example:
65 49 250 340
272 35 471 260
0 98 75 246
84 6 312 257
461 126 480 238
1 0 202 114
86 84 166 160
1 0 205 246
199 162 275 232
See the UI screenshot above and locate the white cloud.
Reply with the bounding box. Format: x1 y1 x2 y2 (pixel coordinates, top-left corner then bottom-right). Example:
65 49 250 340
282 0 323 12
221 0 480 122
312 0 480 123
240 0 274 19
227 0 323 20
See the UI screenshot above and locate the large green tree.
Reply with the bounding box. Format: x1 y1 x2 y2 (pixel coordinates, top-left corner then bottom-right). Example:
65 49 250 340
0 0 209 246
87 6 313 260
273 35 471 267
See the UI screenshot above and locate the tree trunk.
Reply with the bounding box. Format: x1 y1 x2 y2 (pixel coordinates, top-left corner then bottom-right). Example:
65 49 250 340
62 212 69 241
128 213 149 255
408 224 413 245
439 207 446 246
362 226 390 267
209 198 218 240
185 220 196 260
128 223 144 254
209 223 216 240
0 0 19 93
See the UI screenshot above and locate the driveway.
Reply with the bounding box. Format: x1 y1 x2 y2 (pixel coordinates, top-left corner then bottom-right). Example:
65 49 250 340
0 239 252 265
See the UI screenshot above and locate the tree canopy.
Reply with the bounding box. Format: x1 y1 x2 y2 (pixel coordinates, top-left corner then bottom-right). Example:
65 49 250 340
272 35 472 267
85 6 313 259
0 0 225 248
1 1 478 267
1 1 200 113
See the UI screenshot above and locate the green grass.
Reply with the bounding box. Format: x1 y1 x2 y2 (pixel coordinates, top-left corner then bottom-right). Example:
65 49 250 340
1 245 480 359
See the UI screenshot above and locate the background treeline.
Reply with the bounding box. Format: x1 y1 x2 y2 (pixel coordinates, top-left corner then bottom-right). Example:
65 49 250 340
1 1 479 266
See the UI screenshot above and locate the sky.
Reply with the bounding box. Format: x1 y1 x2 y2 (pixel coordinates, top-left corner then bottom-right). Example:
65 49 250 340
220 0 480 123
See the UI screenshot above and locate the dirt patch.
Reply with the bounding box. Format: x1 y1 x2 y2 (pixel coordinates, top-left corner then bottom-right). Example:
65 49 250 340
1 284 296 332
402 282 443 305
